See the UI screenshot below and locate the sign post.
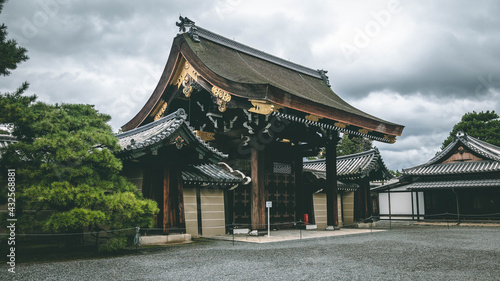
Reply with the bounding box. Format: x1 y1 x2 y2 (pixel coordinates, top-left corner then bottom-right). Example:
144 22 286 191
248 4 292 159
266 201 272 237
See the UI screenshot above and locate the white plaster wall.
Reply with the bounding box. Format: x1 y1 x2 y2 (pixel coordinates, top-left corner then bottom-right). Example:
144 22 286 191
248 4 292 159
379 191 425 216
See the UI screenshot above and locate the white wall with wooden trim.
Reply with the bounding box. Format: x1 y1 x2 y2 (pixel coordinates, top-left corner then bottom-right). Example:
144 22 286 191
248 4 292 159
183 187 226 237
378 188 425 220
183 187 199 237
313 193 344 228
342 192 355 226
200 188 226 236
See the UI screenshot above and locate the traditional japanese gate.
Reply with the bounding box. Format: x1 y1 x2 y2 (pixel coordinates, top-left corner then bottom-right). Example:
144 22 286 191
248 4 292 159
265 164 296 226
119 17 404 233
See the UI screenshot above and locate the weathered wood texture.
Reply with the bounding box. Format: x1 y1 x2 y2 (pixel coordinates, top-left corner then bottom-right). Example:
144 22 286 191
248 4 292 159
251 146 266 229
326 136 339 226
163 166 170 233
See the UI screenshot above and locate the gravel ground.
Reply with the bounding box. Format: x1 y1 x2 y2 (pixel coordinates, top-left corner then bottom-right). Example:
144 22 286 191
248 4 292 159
2 226 500 280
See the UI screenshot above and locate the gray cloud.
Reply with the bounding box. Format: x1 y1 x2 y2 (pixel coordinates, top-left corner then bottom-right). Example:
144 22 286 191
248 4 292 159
1 0 500 170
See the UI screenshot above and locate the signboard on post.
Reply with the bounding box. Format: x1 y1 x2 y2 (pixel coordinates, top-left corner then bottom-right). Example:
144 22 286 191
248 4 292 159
266 201 272 208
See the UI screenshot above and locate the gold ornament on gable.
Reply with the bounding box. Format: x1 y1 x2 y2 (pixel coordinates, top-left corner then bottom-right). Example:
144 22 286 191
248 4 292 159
172 59 198 98
194 130 215 141
154 102 168 121
211 86 231 112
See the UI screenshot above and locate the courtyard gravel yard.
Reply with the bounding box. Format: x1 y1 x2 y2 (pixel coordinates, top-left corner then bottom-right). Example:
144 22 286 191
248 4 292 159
2 225 499 280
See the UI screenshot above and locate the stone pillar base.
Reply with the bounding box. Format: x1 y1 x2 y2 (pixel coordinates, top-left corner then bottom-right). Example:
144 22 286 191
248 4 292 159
326 226 341 231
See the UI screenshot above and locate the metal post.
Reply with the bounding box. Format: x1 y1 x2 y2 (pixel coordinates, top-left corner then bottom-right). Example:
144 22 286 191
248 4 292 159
388 189 392 230
267 206 271 237
266 201 272 237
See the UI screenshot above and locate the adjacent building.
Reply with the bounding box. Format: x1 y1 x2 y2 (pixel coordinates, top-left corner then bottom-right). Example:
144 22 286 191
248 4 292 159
304 149 393 227
374 132 500 222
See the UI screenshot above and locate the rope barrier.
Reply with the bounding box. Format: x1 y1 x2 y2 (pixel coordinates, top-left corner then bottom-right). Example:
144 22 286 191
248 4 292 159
2 213 499 238
0 227 136 237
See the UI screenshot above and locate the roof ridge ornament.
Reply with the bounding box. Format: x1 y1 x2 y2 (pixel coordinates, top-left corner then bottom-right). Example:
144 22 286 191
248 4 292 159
455 131 466 138
176 16 200 43
317 69 331 87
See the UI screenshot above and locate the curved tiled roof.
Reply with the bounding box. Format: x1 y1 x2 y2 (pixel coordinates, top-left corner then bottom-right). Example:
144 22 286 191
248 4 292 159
404 132 500 175
423 132 500 166
406 179 500 190
182 163 243 186
404 160 500 176
303 171 359 191
195 26 322 80
0 134 16 151
303 149 392 181
116 109 227 159
122 17 404 140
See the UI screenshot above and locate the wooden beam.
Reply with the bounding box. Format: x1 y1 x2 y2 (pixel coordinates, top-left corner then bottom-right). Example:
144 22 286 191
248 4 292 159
251 146 265 230
326 132 340 227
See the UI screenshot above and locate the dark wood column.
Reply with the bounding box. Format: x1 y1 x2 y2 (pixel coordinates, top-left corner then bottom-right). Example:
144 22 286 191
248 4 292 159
294 145 304 223
163 166 170 234
251 146 265 230
366 179 373 220
326 132 340 227
176 169 186 232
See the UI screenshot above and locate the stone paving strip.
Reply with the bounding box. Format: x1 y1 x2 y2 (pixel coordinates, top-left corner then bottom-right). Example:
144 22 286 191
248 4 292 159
205 228 384 243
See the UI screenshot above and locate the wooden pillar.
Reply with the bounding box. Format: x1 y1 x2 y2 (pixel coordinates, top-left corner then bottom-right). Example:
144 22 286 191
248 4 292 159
416 191 420 221
251 146 265 230
163 166 170 234
411 191 415 221
326 133 340 227
294 145 304 223
176 169 186 232
363 179 372 220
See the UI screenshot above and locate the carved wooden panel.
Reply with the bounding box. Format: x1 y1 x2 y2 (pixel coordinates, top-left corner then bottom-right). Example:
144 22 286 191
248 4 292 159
265 173 296 226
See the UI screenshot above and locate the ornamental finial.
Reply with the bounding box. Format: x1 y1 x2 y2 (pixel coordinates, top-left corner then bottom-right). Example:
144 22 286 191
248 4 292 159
317 69 331 87
175 16 200 42
176 16 195 32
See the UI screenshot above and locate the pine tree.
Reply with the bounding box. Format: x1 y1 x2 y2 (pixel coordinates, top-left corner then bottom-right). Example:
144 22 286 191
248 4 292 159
0 1 158 250
441 110 500 149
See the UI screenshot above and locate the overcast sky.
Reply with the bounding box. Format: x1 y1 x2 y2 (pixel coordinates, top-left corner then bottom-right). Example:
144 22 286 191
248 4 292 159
1 0 500 171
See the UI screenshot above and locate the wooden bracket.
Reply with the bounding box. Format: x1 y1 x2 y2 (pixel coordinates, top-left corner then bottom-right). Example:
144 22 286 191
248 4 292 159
305 114 322 122
358 128 371 134
248 100 282 115
384 135 397 143
334 122 347 128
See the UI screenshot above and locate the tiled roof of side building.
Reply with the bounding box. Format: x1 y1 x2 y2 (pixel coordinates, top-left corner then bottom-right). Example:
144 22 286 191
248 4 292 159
303 171 360 192
182 163 243 186
116 108 227 159
404 160 500 176
303 149 393 181
0 134 17 150
422 132 500 167
405 179 500 190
